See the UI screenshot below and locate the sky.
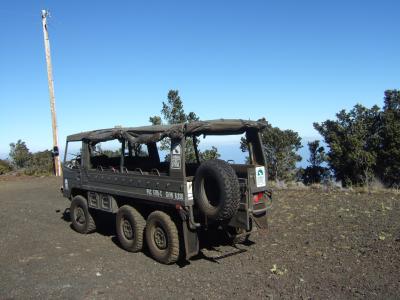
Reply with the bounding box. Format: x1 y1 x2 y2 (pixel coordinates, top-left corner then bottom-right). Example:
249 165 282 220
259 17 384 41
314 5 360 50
0 0 399 160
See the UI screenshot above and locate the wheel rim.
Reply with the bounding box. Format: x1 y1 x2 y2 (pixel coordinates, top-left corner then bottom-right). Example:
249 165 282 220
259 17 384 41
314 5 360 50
122 218 134 240
153 226 167 250
75 206 86 224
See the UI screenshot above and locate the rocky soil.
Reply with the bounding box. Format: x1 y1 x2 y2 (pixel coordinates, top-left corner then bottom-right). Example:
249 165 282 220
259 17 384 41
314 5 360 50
0 177 399 299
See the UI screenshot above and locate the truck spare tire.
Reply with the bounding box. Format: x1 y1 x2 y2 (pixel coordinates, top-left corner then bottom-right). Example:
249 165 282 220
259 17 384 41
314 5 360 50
193 159 240 220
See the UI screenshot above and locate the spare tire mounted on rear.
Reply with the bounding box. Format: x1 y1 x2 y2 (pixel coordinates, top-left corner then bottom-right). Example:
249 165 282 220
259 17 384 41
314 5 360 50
193 159 240 220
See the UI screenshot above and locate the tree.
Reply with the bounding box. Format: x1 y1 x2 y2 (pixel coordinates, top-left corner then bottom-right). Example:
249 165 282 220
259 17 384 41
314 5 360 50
9 140 31 169
8 140 55 175
149 116 162 126
314 104 381 187
150 90 219 162
161 90 187 124
302 140 330 185
308 140 326 167
241 119 302 181
200 146 220 161
376 90 400 186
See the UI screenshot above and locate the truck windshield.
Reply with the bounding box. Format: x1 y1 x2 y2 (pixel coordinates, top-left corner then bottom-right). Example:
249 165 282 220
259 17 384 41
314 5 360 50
64 141 82 163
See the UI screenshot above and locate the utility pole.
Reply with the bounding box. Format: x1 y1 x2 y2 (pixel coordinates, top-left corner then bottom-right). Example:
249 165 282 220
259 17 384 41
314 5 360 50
41 10 62 176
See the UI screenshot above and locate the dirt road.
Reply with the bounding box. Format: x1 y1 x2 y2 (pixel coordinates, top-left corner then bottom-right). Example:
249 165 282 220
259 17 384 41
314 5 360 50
0 177 399 299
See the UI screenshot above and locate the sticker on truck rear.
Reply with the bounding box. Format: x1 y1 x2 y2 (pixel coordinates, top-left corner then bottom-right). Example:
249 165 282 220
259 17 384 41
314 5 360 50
187 182 193 200
64 179 69 191
171 155 181 169
171 142 182 169
255 166 266 187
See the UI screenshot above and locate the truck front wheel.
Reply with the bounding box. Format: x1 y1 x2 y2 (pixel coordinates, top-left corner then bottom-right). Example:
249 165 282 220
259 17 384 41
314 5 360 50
145 211 180 264
116 205 145 252
70 195 96 234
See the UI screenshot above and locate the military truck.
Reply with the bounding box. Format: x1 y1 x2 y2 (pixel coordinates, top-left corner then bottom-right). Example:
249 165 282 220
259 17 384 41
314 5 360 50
61 119 271 264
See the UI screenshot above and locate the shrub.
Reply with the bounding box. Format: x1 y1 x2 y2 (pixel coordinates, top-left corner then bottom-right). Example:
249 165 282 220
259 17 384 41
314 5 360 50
0 159 12 175
24 150 54 176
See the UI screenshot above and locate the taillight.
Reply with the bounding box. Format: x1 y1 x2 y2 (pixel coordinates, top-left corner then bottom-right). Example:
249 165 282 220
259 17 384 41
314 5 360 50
253 192 264 203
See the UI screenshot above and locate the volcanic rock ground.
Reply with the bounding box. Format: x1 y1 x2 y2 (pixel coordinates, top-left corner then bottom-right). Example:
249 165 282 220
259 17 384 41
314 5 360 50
0 176 399 299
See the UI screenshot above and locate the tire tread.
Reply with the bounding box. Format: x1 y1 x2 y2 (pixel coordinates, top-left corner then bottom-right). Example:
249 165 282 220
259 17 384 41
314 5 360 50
70 195 96 234
146 211 180 264
194 159 240 220
116 205 146 252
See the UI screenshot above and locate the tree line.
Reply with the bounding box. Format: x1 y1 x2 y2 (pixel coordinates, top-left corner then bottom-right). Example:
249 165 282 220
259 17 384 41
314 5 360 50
2 89 399 187
314 90 400 187
151 89 400 187
0 140 54 175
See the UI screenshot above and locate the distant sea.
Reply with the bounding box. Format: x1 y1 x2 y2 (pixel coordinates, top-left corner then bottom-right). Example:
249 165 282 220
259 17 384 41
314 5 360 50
199 135 323 168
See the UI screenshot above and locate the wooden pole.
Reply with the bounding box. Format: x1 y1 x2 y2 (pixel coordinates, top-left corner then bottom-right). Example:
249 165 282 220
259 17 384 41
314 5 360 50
41 10 62 176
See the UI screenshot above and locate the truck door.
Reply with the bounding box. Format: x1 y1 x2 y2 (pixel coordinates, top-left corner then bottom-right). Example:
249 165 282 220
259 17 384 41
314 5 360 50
62 141 83 197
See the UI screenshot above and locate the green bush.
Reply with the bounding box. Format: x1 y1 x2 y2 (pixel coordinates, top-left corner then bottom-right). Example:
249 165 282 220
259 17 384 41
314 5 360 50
0 159 12 175
24 150 54 176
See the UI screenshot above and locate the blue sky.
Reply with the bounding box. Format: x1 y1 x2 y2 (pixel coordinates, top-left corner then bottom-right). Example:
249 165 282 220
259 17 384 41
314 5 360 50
0 0 399 159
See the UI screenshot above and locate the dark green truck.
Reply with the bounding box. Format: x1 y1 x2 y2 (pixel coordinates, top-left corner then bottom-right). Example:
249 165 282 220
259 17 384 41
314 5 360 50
61 119 271 264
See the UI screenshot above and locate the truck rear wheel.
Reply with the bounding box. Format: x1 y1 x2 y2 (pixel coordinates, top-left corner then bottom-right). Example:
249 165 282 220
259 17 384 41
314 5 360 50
70 195 96 234
145 211 180 264
116 205 146 252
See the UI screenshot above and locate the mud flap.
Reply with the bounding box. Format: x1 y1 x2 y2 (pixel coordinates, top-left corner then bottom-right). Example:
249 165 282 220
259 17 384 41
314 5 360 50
228 209 250 230
252 212 268 230
182 221 199 260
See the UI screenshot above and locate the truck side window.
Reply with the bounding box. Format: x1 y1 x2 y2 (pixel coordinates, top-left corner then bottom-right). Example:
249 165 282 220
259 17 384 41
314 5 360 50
64 141 82 169
89 140 122 170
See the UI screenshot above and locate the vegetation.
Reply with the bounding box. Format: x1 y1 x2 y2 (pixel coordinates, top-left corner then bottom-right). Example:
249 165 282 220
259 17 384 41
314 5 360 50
315 89 400 187
241 118 302 182
9 140 31 169
376 90 400 187
314 104 380 187
6 140 54 176
25 150 54 176
0 159 12 175
301 140 330 185
149 90 220 162
3 89 399 188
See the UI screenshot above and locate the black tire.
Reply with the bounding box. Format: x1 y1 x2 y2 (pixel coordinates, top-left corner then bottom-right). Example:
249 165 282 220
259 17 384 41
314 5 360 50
70 195 96 234
116 205 146 252
193 159 240 220
145 211 180 264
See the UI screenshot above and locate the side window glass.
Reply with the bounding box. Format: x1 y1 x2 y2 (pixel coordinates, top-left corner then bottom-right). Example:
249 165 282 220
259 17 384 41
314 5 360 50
125 142 148 157
157 138 170 162
190 134 248 164
65 141 82 169
89 140 122 170
91 140 121 157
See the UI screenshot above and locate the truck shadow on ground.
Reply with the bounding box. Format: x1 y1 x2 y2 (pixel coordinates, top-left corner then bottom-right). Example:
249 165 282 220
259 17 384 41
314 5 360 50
186 230 254 266
59 209 255 267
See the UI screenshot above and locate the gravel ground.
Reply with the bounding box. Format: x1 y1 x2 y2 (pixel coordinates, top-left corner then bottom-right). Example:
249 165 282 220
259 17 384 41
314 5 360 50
0 176 399 299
